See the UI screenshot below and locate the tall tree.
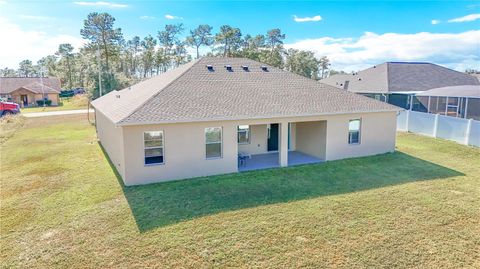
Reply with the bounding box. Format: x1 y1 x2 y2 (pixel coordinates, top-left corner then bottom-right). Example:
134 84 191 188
318 56 330 79
186 24 214 58
158 24 184 67
141 35 157 77
126 36 141 76
18 60 34 77
285 49 320 79
1 68 16 77
154 48 167 75
215 25 242 57
266 28 285 52
56 43 75 89
80 12 123 73
37 55 58 77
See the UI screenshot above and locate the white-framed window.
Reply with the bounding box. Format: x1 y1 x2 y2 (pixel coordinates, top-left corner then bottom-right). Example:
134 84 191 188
144 131 164 165
237 125 250 144
348 119 361 144
205 127 222 159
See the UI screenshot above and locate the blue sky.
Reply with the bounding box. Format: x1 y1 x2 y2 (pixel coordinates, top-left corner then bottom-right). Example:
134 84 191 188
1 0 479 71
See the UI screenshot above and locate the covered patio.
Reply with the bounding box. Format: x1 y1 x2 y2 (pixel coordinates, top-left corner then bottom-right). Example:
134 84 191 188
238 151 323 172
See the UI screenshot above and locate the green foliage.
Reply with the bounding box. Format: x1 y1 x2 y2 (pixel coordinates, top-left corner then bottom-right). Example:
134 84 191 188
35 99 52 106
285 49 320 79
4 13 333 98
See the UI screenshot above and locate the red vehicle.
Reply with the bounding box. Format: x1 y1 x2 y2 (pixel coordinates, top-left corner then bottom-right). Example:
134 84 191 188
0 101 20 116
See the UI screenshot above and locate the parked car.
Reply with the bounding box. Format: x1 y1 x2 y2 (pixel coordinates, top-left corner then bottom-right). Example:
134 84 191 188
0 101 20 116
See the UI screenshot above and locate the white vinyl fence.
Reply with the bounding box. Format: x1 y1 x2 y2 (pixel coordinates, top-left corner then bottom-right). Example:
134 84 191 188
397 110 480 147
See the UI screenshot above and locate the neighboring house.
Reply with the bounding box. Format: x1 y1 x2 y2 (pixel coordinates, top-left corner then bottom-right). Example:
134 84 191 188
414 85 480 120
92 57 400 186
0 77 61 107
321 62 479 110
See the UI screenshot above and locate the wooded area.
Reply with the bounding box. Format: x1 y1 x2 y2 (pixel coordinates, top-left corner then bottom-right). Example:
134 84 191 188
0 12 332 98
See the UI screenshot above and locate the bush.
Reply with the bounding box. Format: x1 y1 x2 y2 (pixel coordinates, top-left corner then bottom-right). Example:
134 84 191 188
60 90 74 98
36 100 52 106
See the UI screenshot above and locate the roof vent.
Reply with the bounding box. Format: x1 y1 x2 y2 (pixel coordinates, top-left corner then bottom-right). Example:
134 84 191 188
373 65 376 68
206 65 214 71
261 66 268 72
242 65 249 71
116 94 121 99
358 78 362 81
225 65 233 72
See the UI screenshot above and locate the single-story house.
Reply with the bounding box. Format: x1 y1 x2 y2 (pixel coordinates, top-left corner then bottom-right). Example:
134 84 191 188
321 62 479 110
92 57 400 186
0 77 61 107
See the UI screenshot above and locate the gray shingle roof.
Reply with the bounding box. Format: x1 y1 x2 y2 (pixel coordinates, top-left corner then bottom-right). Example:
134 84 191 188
321 62 479 93
92 57 399 125
0 77 61 94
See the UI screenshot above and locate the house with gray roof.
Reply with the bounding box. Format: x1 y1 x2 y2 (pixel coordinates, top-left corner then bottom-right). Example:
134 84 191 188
92 57 400 185
321 62 480 119
0 77 61 107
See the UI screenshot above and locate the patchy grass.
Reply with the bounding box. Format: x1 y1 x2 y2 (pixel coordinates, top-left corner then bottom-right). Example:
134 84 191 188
21 95 89 113
1 116 479 268
0 115 25 145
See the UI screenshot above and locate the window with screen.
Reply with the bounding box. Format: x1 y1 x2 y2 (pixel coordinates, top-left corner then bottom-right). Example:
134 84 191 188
348 119 361 144
144 131 164 165
238 125 250 144
205 127 222 159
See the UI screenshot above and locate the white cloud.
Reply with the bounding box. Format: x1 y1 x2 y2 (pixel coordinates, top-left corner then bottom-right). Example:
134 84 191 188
165 14 182 20
293 15 322 23
0 0 7 5
140 15 156 20
73 1 127 8
431 19 440 25
448 13 480 23
286 30 480 72
0 16 85 69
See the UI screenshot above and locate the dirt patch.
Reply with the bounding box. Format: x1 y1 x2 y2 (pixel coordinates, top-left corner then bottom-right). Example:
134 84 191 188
0 115 25 145
24 166 65 177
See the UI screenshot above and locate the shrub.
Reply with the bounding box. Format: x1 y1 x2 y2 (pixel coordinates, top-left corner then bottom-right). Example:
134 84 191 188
36 100 52 106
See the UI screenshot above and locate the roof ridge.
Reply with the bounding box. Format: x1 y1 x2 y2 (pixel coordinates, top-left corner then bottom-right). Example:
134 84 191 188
117 58 201 124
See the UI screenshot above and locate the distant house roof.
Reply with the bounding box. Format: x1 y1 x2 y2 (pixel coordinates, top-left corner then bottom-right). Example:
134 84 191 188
0 77 61 94
321 62 479 94
92 57 399 126
416 85 480 98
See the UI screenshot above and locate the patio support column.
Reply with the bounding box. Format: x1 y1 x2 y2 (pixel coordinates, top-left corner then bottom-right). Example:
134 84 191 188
279 122 289 167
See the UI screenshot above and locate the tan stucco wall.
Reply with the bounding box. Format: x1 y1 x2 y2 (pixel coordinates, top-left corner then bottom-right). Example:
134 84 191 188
47 93 59 105
95 110 126 179
238 124 268 155
122 121 239 186
295 121 327 159
108 111 396 185
324 112 397 160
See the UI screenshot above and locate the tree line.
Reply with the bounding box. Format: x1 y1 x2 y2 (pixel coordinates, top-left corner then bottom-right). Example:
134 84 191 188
0 12 332 98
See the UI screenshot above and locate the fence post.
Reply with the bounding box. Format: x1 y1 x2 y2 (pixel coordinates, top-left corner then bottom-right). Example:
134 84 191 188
465 118 473 145
405 110 410 132
433 114 439 138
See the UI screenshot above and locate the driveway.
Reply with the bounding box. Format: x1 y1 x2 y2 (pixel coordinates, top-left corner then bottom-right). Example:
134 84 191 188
22 109 92 118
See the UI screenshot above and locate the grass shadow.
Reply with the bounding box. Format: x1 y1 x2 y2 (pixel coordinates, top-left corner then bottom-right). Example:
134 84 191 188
99 144 464 232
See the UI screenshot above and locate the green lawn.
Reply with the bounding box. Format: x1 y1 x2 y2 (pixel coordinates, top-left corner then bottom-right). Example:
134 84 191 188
20 95 89 113
1 115 479 268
